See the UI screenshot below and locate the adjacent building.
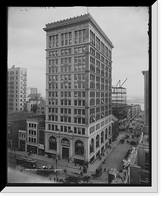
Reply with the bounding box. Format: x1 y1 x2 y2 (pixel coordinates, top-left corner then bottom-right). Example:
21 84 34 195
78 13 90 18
8 66 27 112
25 115 45 155
8 112 28 149
142 70 149 135
43 13 114 164
111 114 119 142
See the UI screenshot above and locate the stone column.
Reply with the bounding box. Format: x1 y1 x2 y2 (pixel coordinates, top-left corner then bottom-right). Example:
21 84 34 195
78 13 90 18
70 138 73 158
57 134 60 155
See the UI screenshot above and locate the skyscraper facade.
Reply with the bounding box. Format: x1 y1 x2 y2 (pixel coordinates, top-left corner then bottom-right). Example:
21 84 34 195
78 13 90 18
8 66 27 112
43 14 114 164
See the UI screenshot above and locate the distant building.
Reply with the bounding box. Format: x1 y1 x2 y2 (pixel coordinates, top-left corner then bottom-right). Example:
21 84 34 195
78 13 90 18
25 93 43 112
25 100 39 112
8 66 27 112
43 13 114 163
37 101 46 115
112 86 127 108
30 87 38 94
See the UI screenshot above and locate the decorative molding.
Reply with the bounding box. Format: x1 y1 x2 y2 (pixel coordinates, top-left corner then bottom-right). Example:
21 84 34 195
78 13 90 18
43 13 114 48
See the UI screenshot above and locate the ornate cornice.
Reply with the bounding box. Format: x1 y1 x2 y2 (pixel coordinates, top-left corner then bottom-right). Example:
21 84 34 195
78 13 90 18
43 13 114 48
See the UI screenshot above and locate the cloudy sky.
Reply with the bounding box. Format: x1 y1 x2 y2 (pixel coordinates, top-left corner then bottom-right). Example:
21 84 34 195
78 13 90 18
8 7 149 98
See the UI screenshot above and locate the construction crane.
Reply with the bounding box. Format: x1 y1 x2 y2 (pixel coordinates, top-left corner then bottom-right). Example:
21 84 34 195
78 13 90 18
115 78 127 87
115 80 121 87
120 78 128 87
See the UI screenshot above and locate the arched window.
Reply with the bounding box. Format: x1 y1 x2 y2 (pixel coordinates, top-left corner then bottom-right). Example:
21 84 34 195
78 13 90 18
90 138 94 154
101 131 104 144
75 140 84 156
96 134 100 148
61 138 69 146
49 136 57 150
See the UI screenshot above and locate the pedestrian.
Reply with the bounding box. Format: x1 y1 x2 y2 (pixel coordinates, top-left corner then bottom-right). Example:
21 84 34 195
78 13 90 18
50 177 51 180
54 177 56 182
57 178 59 182
104 168 106 173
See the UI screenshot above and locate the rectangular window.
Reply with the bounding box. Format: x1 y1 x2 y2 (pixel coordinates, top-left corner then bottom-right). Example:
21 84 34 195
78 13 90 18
60 126 63 132
78 118 81 124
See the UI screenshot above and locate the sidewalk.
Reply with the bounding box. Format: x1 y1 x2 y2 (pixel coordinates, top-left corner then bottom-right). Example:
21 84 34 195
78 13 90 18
8 149 81 172
8 133 124 175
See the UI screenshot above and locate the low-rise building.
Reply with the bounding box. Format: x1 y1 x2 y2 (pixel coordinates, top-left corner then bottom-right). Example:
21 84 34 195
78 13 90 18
8 114 27 149
26 115 45 155
7 112 42 150
18 130 26 151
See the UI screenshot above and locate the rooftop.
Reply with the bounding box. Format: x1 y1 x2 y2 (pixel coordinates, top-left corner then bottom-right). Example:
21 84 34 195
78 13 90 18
38 101 46 107
44 13 114 48
8 112 43 122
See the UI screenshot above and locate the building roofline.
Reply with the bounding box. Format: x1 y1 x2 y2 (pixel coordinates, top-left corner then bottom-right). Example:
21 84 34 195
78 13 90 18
43 13 114 48
112 86 126 89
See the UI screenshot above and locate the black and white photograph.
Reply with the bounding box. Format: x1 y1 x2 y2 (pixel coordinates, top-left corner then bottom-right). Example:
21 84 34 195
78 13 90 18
5 4 158 193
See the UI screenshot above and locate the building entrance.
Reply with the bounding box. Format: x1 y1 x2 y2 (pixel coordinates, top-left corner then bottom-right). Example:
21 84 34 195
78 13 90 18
62 147 69 159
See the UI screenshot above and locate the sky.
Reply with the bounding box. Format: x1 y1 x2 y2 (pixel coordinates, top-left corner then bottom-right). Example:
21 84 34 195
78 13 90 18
8 6 149 99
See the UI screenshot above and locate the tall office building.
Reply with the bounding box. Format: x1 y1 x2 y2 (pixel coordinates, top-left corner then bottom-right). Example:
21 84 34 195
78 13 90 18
8 66 27 112
43 13 114 164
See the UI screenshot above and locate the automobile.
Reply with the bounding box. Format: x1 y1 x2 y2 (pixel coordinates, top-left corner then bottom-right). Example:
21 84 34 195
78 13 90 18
65 171 82 183
36 165 55 176
120 139 125 144
125 135 129 139
130 141 137 145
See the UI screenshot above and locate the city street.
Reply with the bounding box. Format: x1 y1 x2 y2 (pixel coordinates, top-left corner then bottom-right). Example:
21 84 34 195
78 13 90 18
8 116 143 184
8 154 66 183
92 134 133 183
